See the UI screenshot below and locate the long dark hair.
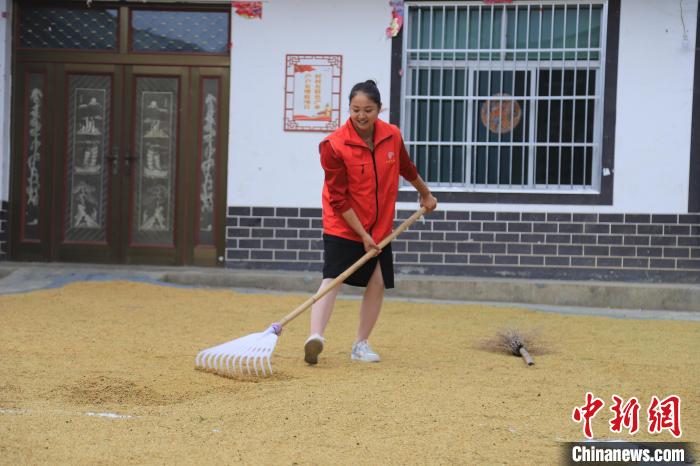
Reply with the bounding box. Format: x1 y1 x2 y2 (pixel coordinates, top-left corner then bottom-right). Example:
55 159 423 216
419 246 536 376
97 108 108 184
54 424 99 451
349 80 382 107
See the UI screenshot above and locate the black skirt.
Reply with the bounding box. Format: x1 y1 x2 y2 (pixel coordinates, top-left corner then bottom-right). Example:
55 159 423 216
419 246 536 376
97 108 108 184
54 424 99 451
322 234 394 289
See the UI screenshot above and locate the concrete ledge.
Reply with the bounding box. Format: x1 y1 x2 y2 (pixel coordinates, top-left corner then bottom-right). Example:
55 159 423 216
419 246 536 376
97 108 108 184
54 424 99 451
163 269 700 312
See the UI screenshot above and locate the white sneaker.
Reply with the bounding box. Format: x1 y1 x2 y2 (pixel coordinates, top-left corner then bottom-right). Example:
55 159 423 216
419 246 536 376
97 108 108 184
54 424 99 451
304 334 324 365
351 340 381 362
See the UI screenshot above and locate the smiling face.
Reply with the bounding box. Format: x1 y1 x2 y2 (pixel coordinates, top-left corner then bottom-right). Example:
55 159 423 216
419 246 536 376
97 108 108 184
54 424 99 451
349 91 380 137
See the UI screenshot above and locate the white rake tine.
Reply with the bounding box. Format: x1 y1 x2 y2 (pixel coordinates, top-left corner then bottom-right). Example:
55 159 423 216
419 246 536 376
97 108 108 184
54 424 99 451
252 351 260 376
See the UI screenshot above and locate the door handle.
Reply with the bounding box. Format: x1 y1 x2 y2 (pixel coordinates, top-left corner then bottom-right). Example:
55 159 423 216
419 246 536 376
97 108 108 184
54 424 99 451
106 146 119 175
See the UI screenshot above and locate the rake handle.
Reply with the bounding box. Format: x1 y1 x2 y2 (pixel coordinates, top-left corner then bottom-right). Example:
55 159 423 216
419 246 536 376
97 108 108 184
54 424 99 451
276 206 428 328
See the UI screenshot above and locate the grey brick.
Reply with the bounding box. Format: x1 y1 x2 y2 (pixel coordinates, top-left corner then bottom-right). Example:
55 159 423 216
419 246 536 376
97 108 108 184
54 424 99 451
299 251 322 261
611 224 636 234
396 210 414 219
573 214 597 222
410 221 433 231
311 219 323 229
483 222 507 232
287 239 310 250
625 214 650 223
251 250 273 260
300 230 322 239
678 236 700 247
407 241 431 252
559 245 584 256
229 206 251 216
420 253 443 263
483 243 506 254
421 232 445 241
599 214 624 223
650 259 675 269
610 246 636 257
597 235 623 245
227 217 238 227
585 224 609 234
457 242 481 253
277 207 299 217
458 222 481 232
571 257 596 267
508 244 532 254
651 236 677 246
522 213 546 221
679 214 700 224
433 221 457 231
275 229 298 238
663 247 690 258
508 222 532 233
623 258 649 268
288 218 310 228
532 244 555 255
471 212 495 221
309 240 323 250
433 242 456 253
495 233 519 242
252 207 274 216
471 233 494 242
495 255 518 265
445 254 469 264
425 211 446 220
401 231 420 240
521 234 545 243
275 250 297 260
546 234 572 244
584 246 609 256
392 241 406 252
225 239 237 248
677 259 700 269
571 235 596 244
227 227 250 238
445 232 471 241
533 223 557 233
240 217 262 227
664 225 690 235
545 256 570 266
624 236 650 246
597 258 622 267
496 212 520 221
520 256 544 265
396 253 419 262
262 239 285 249
226 249 249 260
446 211 470 220
651 214 678 224
547 213 571 222
263 218 285 228
637 247 662 257
638 225 663 235
251 228 274 238
559 223 583 234
239 239 261 249
470 254 493 264
300 208 322 217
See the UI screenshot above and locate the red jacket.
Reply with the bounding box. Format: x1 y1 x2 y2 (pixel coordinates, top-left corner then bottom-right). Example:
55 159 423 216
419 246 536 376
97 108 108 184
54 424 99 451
320 118 418 243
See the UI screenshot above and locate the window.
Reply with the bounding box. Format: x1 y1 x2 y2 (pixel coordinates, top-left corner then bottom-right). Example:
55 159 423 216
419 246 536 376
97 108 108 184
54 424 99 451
401 1 607 193
19 7 118 50
131 10 230 54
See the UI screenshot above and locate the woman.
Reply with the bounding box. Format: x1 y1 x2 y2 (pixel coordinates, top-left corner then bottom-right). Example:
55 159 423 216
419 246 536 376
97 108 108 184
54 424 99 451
305 80 437 365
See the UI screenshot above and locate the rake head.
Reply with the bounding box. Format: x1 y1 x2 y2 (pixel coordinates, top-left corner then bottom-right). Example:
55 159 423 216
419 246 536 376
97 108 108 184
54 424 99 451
195 323 282 377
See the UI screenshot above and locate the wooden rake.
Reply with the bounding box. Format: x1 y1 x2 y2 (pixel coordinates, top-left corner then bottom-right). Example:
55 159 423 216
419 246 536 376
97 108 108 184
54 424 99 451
195 207 428 377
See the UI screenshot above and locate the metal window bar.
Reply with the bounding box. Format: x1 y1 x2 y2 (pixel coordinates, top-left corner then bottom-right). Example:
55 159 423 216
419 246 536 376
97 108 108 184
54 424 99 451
402 1 605 191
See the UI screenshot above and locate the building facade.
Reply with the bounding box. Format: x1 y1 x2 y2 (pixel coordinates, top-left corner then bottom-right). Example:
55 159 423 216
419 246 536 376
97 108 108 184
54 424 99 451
1 0 699 283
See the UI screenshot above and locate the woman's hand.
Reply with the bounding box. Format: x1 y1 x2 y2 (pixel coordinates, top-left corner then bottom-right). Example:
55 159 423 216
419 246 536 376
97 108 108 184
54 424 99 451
420 193 438 213
361 232 382 255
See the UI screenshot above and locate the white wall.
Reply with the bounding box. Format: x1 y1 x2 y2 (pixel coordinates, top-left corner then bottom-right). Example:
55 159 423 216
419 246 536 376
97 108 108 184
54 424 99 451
0 0 11 201
228 0 391 208
228 0 699 213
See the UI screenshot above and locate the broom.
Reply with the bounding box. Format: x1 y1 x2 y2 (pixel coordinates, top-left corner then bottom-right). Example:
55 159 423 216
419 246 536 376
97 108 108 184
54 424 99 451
195 207 428 377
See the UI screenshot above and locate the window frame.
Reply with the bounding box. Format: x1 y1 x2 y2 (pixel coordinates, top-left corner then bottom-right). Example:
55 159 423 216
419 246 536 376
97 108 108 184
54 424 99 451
393 0 620 205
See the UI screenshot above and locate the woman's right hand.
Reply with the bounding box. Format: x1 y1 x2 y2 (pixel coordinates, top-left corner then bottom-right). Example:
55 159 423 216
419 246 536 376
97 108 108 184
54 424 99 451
362 232 381 255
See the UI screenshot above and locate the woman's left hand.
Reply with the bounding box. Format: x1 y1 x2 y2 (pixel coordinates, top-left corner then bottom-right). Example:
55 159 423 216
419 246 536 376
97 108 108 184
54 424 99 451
420 194 438 213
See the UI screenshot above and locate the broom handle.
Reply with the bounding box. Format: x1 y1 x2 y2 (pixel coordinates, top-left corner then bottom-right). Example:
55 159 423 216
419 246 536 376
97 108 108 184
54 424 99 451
277 206 428 328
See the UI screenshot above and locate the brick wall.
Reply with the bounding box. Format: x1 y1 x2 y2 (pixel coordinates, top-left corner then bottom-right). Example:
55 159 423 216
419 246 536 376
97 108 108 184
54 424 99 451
226 206 700 283
0 200 7 260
